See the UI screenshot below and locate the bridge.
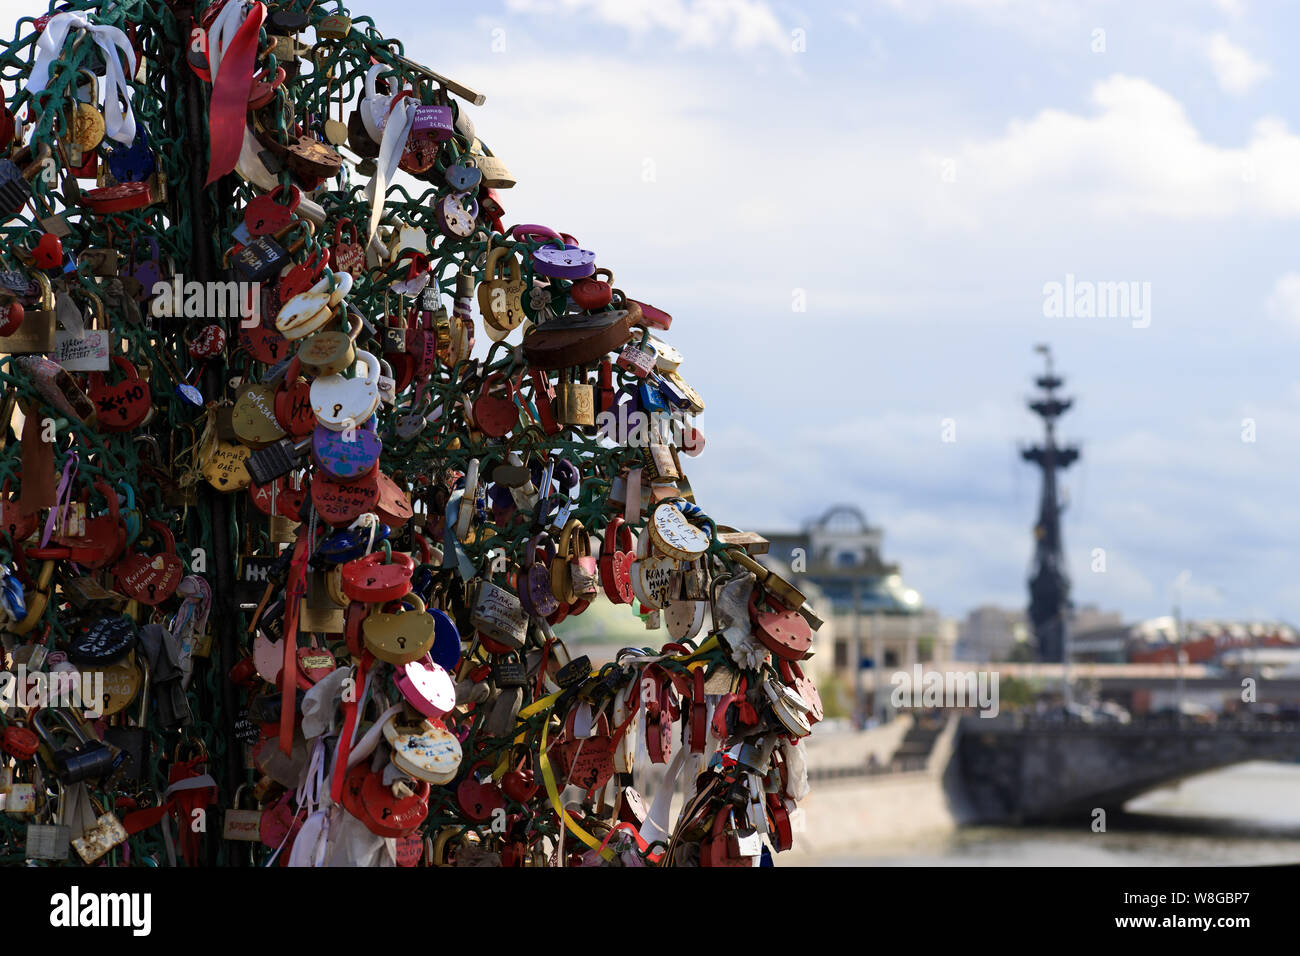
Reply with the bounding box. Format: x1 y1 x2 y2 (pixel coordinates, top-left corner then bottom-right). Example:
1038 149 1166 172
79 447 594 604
965 661 1300 695
956 714 1300 823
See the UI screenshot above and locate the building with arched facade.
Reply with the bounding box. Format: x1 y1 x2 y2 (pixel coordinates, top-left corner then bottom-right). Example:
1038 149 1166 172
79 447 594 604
760 506 957 724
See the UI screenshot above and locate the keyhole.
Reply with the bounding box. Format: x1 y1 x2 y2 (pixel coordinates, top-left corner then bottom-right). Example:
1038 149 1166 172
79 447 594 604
397 636 406 648
147 583 156 599
333 403 343 416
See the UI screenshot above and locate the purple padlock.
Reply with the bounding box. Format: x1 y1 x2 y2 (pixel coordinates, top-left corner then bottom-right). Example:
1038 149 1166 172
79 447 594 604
532 243 596 280
311 418 382 480
129 237 163 300
410 104 454 142
436 192 478 239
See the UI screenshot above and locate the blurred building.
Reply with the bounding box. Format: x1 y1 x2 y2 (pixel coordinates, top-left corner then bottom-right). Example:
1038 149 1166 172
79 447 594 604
956 606 1029 661
761 506 955 721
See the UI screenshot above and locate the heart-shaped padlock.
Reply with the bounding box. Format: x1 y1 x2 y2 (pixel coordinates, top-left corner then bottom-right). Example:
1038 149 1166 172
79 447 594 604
272 362 315 438
748 589 813 661
87 356 151 433
113 520 183 606
357 766 430 838
395 654 456 717
309 467 379 526
570 267 613 310
599 516 636 604
364 593 436 665
311 418 381 480
455 761 505 824
374 471 413 528
470 374 518 438
310 348 380 431
232 383 287 448
249 473 308 518
341 549 415 603
383 715 462 785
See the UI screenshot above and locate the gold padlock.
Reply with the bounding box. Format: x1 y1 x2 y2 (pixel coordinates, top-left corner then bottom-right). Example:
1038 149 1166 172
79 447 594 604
316 14 353 39
0 272 56 354
556 369 594 427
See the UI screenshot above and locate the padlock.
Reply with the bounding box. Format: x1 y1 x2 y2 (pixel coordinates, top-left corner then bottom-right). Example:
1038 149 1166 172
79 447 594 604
222 784 263 841
491 651 528 688
0 272 55 353
556 368 595 427
31 708 115 785
103 658 151 783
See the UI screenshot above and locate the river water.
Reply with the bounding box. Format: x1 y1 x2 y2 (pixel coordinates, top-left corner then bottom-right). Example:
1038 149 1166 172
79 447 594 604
805 761 1300 866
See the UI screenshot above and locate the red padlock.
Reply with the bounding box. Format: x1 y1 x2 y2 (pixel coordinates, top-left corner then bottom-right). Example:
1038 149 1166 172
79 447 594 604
599 516 635 604
273 357 315 438
0 299 23 336
29 232 62 270
331 218 365 276
310 466 379 527
113 519 183 605
570 268 613 310
455 761 505 824
87 356 151 433
341 549 415 603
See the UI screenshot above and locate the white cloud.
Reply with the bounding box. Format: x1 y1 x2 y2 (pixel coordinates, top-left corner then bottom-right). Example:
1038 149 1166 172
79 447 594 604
504 0 789 52
1212 0 1247 17
926 74 1300 227
1205 33 1270 94
1265 273 1300 330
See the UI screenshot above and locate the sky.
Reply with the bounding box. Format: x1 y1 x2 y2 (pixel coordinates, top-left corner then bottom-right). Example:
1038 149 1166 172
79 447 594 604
11 0 1300 625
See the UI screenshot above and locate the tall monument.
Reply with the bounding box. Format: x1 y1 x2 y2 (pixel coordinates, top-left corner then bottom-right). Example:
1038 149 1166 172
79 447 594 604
1020 345 1079 663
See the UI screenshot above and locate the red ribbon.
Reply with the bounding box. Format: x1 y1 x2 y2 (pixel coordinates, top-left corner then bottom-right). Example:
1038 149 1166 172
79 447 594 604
205 2 266 186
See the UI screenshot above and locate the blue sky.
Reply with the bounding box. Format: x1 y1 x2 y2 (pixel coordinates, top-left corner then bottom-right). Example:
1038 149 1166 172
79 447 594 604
17 0 1300 624
392 0 1300 625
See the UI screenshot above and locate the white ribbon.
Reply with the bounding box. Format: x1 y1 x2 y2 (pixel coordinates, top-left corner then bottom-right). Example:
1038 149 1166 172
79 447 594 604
205 0 248 84
364 96 419 241
25 12 137 144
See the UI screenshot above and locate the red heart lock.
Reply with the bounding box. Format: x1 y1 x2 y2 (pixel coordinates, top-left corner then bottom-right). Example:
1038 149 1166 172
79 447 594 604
244 184 299 237
471 374 518 438
113 519 183 605
295 642 336 688
501 750 539 803
0 299 24 336
0 480 36 543
247 65 287 111
188 323 227 360
599 516 636 604
570 268 613 310
374 471 413 528
341 549 415 603
455 761 504 824
748 590 813 661
273 357 315 438
239 321 289 365
88 356 151 433
360 769 430 837
331 218 365 276
30 232 62 270
278 248 330 301
250 473 308 519
310 467 379 527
